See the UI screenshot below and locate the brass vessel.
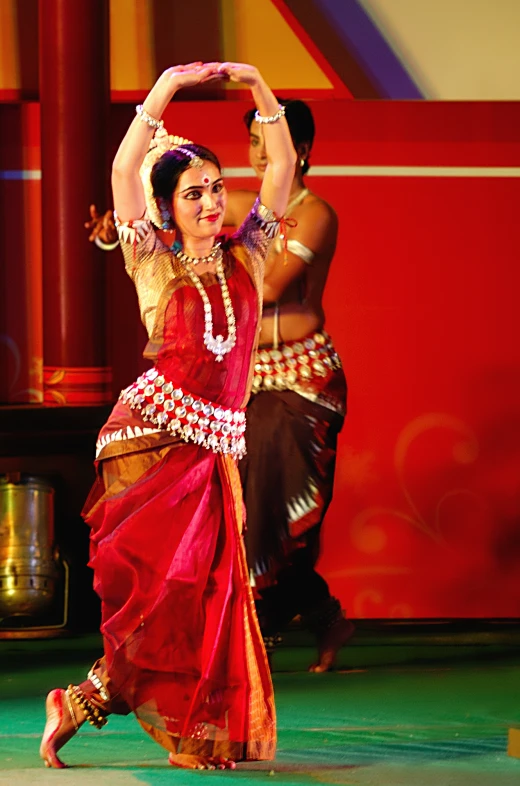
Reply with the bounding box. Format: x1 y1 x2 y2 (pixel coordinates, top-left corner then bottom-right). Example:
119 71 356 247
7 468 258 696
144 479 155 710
0 474 62 623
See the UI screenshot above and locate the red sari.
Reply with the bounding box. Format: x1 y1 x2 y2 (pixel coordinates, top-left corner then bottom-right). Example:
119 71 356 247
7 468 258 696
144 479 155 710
82 203 277 761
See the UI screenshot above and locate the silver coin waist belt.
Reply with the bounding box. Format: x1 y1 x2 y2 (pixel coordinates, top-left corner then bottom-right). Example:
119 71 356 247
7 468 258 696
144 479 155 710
119 368 247 460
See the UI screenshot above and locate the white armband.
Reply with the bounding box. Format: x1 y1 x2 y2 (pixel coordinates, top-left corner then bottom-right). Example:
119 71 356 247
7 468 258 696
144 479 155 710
94 236 119 252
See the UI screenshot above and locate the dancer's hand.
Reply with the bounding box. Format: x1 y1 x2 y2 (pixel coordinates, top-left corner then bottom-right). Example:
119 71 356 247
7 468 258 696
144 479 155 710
217 62 261 87
160 62 220 91
84 204 117 244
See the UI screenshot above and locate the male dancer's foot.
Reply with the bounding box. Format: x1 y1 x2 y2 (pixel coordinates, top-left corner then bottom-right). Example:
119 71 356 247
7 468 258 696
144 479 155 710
40 688 85 768
263 632 282 674
309 617 355 673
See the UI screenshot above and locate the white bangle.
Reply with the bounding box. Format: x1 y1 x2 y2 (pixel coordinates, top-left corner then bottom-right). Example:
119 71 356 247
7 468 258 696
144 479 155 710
94 236 119 252
136 104 164 130
254 104 286 125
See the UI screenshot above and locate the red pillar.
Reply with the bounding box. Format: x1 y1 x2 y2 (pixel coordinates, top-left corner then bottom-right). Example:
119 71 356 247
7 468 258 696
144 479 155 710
39 0 112 405
0 104 43 404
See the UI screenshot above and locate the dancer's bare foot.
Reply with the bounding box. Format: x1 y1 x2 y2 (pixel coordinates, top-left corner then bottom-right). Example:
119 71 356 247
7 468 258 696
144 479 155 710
39 688 84 768
309 618 355 673
168 753 215 770
168 752 236 770
210 756 237 770
263 633 282 674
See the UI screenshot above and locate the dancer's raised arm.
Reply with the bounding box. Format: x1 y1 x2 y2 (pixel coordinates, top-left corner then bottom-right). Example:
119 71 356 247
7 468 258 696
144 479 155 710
111 62 217 222
218 63 296 219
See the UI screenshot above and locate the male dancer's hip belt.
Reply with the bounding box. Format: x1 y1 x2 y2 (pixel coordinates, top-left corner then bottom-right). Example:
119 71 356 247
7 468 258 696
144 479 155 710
252 330 342 394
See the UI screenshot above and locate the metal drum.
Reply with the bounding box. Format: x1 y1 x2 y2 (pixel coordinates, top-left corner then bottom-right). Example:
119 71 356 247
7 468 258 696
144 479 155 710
0 474 61 621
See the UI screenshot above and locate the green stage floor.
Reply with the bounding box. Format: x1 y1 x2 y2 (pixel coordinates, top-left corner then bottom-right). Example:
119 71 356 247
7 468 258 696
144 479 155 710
1 634 519 785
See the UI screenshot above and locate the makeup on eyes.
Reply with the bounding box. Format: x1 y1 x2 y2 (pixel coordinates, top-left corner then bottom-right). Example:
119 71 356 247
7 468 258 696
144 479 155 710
179 178 224 195
181 184 225 202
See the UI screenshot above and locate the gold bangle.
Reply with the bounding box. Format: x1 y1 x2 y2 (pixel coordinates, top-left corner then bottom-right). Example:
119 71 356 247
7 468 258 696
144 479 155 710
65 689 79 731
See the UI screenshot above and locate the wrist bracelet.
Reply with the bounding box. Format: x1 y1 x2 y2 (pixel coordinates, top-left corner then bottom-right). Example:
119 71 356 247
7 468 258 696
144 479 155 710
254 104 286 125
94 236 119 252
136 104 164 130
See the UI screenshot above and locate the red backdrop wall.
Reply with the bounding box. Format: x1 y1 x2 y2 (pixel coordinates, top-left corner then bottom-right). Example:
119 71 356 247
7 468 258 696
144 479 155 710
163 100 520 619
1 98 519 618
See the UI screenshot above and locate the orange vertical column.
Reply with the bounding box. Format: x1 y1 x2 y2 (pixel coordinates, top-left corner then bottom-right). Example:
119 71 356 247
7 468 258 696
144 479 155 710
39 0 112 405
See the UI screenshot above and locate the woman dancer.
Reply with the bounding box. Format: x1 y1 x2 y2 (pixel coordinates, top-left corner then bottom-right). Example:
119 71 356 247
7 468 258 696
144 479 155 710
40 61 295 770
227 100 352 673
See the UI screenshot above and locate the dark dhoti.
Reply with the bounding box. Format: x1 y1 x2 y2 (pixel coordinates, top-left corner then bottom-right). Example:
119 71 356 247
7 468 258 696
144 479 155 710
239 366 346 636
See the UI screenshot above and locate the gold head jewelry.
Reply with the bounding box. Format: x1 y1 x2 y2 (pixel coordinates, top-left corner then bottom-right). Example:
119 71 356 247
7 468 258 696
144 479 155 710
139 126 194 229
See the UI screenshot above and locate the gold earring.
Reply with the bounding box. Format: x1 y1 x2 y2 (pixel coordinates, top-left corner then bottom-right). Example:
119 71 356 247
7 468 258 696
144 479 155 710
300 158 305 168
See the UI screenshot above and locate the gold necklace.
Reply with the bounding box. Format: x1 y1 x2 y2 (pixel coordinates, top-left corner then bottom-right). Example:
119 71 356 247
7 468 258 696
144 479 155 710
285 187 310 216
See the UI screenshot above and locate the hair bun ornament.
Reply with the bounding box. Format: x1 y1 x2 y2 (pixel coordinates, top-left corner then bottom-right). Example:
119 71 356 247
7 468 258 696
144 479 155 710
139 126 194 229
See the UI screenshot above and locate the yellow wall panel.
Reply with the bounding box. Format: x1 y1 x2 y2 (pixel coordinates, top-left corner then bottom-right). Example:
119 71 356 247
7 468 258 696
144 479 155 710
0 0 330 94
220 0 332 90
0 0 20 89
2 0 520 98
110 0 155 91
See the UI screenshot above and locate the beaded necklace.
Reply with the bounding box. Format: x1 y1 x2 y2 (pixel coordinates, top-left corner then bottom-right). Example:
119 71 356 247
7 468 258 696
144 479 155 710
173 241 222 267
174 245 236 362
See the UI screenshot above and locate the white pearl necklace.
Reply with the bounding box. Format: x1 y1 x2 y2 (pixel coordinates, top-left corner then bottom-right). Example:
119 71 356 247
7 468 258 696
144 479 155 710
174 241 222 267
176 248 237 362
